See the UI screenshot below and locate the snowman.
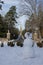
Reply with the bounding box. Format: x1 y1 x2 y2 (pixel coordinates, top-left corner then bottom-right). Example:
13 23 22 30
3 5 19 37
23 31 35 58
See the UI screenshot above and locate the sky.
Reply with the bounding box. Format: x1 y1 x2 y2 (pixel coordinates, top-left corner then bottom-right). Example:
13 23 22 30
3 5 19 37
0 0 20 15
0 0 29 30
0 0 43 30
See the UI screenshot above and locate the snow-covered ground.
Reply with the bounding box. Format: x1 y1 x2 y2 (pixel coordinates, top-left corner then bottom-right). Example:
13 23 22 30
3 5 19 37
0 32 43 65
0 43 43 65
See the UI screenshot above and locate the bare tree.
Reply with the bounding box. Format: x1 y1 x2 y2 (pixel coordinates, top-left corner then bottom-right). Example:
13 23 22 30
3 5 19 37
25 0 43 39
18 0 43 20
17 0 38 16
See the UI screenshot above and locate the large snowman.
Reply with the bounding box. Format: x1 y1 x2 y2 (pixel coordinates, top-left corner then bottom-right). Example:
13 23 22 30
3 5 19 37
23 32 35 58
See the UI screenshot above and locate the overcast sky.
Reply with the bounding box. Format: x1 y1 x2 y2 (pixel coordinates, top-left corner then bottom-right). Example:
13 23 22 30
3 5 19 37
0 0 43 30
0 0 29 30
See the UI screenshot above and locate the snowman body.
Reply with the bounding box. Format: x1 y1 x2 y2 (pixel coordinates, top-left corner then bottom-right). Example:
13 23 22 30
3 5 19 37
23 32 35 58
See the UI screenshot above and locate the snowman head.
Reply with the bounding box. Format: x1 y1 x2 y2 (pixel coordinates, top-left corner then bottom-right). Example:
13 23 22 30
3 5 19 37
26 32 32 39
25 32 30 38
28 33 32 39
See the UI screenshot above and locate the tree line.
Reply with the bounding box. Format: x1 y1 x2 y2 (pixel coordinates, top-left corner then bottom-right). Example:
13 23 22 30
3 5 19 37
0 6 19 39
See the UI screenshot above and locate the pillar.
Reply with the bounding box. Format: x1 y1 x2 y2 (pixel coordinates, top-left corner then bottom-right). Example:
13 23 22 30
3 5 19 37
7 30 10 40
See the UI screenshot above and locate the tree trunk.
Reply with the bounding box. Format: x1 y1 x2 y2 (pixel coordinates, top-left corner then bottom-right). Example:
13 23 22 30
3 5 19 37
40 26 43 38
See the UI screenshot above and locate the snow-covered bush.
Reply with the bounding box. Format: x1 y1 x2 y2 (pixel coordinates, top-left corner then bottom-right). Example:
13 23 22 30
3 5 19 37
16 42 23 47
37 42 42 48
1 43 4 47
7 42 10 46
20 43 23 47
42 41 43 47
7 42 15 47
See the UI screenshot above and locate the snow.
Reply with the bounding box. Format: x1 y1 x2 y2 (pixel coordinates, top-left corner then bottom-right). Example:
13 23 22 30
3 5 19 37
0 33 43 65
0 43 43 65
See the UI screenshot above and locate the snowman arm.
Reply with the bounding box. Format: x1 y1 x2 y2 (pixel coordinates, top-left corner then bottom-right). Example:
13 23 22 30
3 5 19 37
32 40 35 47
32 42 34 47
24 36 26 39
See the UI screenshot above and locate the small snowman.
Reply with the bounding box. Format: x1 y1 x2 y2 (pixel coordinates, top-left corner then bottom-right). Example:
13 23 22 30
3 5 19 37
23 31 35 58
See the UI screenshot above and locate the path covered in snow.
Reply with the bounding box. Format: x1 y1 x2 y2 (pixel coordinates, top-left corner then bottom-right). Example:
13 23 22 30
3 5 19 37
0 44 43 65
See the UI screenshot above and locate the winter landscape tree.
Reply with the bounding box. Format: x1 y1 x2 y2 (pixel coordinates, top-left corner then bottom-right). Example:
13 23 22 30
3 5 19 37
0 14 8 37
5 6 19 39
21 0 43 39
